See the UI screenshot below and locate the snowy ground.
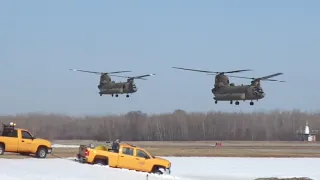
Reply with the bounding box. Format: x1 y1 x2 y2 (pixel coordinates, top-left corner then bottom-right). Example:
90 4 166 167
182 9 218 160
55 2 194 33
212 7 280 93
0 156 319 180
52 144 79 148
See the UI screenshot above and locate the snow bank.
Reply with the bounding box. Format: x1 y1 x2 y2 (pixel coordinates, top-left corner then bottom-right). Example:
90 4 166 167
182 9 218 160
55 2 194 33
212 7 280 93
0 157 318 180
166 157 320 180
52 144 79 148
0 158 181 180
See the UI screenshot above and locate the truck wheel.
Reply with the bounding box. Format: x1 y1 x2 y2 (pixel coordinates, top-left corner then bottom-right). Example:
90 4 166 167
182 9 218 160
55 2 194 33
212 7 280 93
36 147 47 158
152 166 165 175
0 144 4 155
94 159 107 166
153 169 163 175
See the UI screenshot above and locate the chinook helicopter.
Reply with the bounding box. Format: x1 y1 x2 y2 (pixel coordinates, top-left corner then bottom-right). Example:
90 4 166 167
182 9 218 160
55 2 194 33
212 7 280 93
208 72 285 105
69 69 155 97
172 67 284 105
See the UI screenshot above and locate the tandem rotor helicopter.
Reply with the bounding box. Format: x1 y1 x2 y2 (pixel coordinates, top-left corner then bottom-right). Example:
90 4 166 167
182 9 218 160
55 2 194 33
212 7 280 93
69 69 155 97
172 67 285 105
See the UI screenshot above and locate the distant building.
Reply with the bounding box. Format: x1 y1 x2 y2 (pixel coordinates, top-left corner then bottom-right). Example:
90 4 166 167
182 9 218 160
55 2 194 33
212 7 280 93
296 121 318 142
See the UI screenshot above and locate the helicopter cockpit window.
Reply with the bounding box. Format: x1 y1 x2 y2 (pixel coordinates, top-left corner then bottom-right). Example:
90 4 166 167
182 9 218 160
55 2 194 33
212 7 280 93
256 88 263 93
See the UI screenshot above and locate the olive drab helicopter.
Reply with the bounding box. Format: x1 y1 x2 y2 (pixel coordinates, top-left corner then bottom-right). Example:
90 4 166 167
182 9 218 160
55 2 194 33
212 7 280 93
172 67 285 105
69 69 155 97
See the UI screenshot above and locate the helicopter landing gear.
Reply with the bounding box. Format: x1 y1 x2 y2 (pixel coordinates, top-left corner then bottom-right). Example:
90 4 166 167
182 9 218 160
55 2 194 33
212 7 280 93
230 100 233 104
250 101 254 106
235 101 239 105
99 93 102 96
215 100 218 104
126 94 129 98
115 94 118 97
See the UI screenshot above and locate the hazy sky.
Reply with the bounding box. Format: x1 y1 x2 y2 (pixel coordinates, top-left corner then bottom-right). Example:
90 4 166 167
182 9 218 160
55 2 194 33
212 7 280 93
0 1 319 116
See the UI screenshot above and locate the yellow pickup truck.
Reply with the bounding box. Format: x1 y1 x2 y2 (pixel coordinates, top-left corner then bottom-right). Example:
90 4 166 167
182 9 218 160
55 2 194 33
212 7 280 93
0 122 52 158
76 141 171 175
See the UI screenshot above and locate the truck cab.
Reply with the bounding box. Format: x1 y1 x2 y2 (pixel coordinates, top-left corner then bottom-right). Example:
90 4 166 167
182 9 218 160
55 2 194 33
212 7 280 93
0 122 52 158
76 141 171 175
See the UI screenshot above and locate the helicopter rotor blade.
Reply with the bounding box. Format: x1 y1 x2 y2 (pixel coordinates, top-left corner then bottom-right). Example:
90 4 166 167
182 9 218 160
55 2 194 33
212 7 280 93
172 67 219 73
173 67 253 74
226 73 285 82
131 74 156 79
109 73 155 80
258 73 283 80
69 69 102 75
69 69 131 75
221 69 253 74
107 71 132 74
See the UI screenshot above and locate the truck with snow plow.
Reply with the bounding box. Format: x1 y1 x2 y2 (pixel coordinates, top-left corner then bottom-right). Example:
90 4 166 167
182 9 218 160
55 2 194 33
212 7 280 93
0 122 52 158
76 141 171 175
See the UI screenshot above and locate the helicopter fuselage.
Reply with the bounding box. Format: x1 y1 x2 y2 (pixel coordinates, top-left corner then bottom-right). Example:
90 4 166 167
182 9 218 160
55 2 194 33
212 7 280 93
212 84 265 101
98 82 137 97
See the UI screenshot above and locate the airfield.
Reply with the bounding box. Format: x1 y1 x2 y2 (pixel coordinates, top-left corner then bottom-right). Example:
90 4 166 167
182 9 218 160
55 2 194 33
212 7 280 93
2 140 320 159
0 141 319 180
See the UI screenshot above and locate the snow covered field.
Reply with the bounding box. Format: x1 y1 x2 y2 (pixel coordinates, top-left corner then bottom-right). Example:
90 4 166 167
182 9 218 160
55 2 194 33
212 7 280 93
52 144 79 148
0 156 319 180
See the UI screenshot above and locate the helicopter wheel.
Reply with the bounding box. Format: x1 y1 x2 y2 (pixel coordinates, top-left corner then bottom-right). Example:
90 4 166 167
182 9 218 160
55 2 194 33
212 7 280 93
215 100 218 104
111 94 114 97
230 101 233 104
126 94 129 98
235 101 239 105
115 94 118 97
99 93 102 96
250 101 254 106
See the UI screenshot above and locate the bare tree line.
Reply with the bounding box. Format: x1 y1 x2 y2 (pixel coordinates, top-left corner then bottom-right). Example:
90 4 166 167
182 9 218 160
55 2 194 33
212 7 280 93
0 110 319 141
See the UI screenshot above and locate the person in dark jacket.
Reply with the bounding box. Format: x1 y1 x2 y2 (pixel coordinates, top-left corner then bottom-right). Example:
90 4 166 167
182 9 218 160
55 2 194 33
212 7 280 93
112 139 120 153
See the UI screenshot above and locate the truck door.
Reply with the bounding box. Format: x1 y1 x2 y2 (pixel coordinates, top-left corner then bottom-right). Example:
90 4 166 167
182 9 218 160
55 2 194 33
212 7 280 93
135 149 151 172
117 147 139 170
18 130 33 153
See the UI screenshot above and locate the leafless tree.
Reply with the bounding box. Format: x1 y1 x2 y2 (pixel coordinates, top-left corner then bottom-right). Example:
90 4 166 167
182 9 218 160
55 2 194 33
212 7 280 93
0 110 319 141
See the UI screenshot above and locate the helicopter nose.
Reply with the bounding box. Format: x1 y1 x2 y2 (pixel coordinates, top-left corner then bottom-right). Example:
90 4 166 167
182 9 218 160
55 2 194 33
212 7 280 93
260 92 265 98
